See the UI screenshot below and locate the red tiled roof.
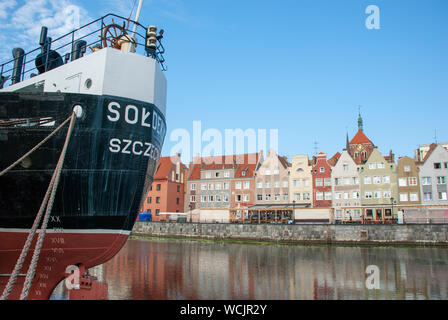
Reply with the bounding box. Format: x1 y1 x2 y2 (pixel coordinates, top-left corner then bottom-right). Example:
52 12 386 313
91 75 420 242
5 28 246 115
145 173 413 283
422 143 437 163
327 152 341 166
235 153 259 178
278 155 291 168
349 130 373 145
154 156 185 180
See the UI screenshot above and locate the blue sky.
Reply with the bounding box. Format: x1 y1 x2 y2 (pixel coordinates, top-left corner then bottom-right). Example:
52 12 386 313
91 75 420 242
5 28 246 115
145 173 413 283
1 0 447 163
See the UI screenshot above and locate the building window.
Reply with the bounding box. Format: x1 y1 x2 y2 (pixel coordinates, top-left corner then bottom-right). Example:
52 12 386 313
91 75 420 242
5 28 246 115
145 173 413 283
335 192 342 200
383 190 391 198
408 177 418 186
438 192 447 200
382 176 390 184
423 192 432 201
398 178 407 187
316 192 323 200
156 197 160 203
156 184 161 191
265 181 271 188
365 209 373 218
334 178 340 186
224 171 230 177
176 198 180 204
364 176 371 184
236 195 242 202
216 194 221 202
324 192 332 200
319 167 325 173
265 194 271 201
274 194 280 201
410 193 418 201
283 194 288 201
147 209 151 214
156 209 160 216
293 180 300 187
373 190 381 199
365 192 372 199
369 163 376 170
224 182 229 190
399 193 408 202
257 181 262 188
404 165 411 172
206 172 211 179
257 194 263 201
373 176 381 184
304 179 310 187
274 180 280 188
303 193 310 200
377 163 385 169
273 169 279 175
434 163 441 169
437 176 446 184
282 180 288 188
235 182 242 189
177 185 180 192
324 178 331 186
352 191 360 199
343 164 348 171
216 172 220 178
343 178 350 186
265 169 271 175
315 179 323 186
353 177 359 185
223 195 229 202
422 177 431 185
343 192 349 200
147 197 151 204
201 195 207 203
216 183 222 190
190 183 196 190
294 193 301 201
243 194 249 202
244 181 250 189
190 195 196 202
209 195 214 202
201 183 207 190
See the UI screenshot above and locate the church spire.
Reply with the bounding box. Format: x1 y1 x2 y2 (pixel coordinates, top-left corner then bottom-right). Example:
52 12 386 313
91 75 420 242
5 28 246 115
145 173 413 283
358 106 363 131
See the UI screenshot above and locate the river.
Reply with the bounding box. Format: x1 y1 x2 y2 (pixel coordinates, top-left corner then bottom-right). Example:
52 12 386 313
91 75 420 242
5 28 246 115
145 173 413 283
51 238 448 300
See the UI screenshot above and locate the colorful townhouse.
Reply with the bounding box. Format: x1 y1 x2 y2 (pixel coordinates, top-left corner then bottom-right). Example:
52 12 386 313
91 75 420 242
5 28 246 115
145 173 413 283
311 152 332 207
254 149 291 205
140 154 188 221
331 149 361 222
359 147 398 222
396 156 421 206
289 155 313 207
418 143 448 205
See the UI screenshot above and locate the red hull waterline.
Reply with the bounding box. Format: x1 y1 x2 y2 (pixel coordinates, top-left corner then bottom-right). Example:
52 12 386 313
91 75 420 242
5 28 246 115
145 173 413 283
0 229 129 300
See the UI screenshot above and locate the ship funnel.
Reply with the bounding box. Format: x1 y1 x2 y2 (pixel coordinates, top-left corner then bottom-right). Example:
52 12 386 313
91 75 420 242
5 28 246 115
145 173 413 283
71 40 87 61
11 48 25 85
39 27 48 48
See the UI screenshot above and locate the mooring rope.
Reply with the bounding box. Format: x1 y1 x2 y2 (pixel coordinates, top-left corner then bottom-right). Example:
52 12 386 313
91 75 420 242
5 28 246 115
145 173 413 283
0 112 76 300
0 115 73 177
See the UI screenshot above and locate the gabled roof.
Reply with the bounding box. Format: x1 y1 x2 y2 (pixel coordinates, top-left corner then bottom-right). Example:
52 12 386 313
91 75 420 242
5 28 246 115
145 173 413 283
422 143 437 163
327 152 341 167
234 153 260 178
154 156 187 180
349 130 373 145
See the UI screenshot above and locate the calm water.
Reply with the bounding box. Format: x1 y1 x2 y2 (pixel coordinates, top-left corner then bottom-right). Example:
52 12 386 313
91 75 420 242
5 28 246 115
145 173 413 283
51 238 448 300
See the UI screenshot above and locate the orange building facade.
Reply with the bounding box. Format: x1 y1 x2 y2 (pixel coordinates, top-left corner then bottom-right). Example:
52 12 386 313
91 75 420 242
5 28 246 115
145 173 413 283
140 154 188 221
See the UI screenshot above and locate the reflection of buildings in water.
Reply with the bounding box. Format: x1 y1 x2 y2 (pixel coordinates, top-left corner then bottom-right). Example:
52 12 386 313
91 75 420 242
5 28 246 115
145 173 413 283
72 239 448 300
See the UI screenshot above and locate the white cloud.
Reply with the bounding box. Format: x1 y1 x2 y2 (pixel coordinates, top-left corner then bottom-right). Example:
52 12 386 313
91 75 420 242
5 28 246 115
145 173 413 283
0 0 92 62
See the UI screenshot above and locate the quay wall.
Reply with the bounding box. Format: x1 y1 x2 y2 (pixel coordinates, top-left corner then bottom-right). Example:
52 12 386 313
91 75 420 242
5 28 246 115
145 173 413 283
132 222 448 245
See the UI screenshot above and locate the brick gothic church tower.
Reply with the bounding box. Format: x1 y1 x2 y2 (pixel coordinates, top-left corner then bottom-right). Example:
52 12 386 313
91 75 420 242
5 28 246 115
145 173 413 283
348 111 374 164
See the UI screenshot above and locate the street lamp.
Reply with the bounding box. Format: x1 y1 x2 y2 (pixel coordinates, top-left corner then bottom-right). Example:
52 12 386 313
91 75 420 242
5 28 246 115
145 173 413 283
292 200 296 224
189 203 193 223
390 197 396 222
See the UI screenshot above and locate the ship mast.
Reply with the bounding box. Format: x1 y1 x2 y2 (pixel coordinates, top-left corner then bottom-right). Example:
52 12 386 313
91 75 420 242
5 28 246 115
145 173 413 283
129 0 144 52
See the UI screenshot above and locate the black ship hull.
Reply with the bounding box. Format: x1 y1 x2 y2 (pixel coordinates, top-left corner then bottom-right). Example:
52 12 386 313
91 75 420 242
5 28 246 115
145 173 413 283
0 91 166 299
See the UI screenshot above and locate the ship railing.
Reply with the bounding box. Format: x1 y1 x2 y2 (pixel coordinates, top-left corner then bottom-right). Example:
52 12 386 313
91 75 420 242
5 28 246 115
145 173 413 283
0 13 166 89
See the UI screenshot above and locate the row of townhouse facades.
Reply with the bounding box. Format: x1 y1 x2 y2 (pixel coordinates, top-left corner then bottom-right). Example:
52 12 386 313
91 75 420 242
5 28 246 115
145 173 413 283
140 117 448 223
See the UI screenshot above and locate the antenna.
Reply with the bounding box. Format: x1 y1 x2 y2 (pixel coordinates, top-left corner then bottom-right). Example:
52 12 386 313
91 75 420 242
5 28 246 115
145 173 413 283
434 129 438 144
313 140 319 155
